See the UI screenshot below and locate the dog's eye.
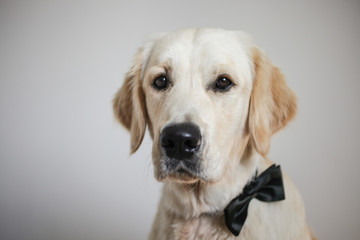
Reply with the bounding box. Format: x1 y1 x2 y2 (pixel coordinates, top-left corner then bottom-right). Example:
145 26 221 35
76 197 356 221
153 75 168 90
214 76 233 91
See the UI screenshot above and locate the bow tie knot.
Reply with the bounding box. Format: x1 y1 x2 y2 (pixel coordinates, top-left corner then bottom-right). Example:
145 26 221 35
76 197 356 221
224 165 285 236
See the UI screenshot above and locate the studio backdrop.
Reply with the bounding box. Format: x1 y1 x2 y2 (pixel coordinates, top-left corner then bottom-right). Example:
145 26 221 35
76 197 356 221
0 1 359 239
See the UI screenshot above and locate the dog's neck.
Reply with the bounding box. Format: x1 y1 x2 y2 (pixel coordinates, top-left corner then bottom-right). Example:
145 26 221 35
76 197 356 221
161 147 272 219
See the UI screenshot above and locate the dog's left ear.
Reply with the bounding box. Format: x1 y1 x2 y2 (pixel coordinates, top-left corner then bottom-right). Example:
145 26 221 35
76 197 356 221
113 47 148 154
249 48 297 156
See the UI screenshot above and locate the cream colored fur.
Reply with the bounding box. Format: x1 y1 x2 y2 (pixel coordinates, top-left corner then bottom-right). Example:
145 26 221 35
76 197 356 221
113 28 315 239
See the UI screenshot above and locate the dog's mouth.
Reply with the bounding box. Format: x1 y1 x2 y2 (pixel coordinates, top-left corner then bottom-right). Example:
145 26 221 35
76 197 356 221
159 158 202 184
167 167 200 184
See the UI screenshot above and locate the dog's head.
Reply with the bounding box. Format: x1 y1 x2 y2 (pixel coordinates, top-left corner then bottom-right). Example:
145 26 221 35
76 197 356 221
113 29 296 184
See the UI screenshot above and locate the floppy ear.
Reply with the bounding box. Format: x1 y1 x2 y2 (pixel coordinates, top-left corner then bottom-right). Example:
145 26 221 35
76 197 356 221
249 48 297 156
113 47 147 154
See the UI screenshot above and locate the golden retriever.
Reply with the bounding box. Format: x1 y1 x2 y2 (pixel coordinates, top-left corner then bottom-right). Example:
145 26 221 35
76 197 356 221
113 28 315 239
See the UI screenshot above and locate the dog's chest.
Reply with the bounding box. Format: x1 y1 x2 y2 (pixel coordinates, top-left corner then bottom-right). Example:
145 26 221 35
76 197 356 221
170 214 236 240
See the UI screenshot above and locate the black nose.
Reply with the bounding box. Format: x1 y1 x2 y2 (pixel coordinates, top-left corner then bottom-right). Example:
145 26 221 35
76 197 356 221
160 123 201 160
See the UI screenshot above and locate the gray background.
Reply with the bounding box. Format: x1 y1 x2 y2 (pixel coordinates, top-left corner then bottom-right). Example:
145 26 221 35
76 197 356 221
1 0 359 239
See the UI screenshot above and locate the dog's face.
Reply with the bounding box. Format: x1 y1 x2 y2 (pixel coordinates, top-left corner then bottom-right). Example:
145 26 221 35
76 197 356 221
143 30 254 183
113 29 296 184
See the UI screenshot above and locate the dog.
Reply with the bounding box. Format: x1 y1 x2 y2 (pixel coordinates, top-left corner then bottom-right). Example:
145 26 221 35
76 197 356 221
113 28 315 239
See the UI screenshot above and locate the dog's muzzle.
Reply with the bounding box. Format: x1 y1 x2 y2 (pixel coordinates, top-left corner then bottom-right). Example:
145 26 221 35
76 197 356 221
160 123 201 176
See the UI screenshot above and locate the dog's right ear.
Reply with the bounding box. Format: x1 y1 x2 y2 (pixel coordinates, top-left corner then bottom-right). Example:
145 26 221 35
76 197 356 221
113 33 166 154
113 47 147 154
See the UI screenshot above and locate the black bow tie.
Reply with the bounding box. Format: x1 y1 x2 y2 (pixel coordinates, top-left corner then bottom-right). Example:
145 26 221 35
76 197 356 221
224 164 285 236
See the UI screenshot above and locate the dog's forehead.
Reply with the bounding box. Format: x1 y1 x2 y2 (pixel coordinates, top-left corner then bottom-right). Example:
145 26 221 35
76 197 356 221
149 29 253 69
